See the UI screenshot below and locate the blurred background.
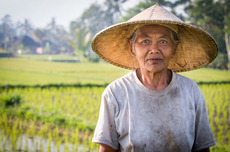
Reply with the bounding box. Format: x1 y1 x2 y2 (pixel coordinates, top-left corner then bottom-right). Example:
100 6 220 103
0 0 229 151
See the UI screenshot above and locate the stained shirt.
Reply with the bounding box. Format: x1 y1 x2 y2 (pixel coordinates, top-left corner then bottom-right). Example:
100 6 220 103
92 69 215 152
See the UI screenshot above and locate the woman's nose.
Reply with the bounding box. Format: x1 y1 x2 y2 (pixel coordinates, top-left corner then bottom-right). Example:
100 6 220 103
149 42 159 54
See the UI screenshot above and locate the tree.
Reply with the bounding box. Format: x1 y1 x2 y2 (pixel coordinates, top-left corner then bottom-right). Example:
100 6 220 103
103 0 128 25
33 28 47 44
119 0 173 22
46 17 57 32
70 3 105 38
1 14 15 50
45 18 65 42
39 18 69 54
52 25 68 53
70 0 128 39
69 28 91 61
222 0 230 69
173 0 230 69
17 19 34 36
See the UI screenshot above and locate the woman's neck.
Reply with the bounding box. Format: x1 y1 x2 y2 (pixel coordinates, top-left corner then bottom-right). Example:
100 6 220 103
136 68 172 90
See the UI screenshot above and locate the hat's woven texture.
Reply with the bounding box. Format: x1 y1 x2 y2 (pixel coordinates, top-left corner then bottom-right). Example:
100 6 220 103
91 4 218 72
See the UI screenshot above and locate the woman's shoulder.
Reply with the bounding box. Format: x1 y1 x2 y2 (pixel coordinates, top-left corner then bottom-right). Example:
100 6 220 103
109 70 135 87
103 70 135 95
174 72 198 87
173 72 203 99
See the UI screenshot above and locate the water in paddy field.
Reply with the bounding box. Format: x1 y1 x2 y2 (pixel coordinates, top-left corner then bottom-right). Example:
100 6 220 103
0 130 97 152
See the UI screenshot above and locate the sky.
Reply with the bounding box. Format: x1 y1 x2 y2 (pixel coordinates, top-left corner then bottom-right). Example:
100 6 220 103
0 0 141 31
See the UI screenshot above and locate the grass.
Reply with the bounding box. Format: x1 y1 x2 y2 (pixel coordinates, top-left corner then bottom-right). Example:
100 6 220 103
0 55 230 151
0 84 229 151
0 59 129 86
0 57 229 86
179 68 230 83
16 54 80 61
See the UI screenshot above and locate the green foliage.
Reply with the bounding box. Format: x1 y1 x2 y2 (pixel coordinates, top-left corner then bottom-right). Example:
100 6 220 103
68 28 92 61
0 84 229 151
70 0 128 39
43 42 50 53
0 94 22 107
173 0 230 68
0 60 130 86
186 0 227 54
70 3 105 37
0 60 230 86
178 68 230 83
0 86 103 132
207 53 228 69
210 143 230 152
88 54 100 63
119 0 183 22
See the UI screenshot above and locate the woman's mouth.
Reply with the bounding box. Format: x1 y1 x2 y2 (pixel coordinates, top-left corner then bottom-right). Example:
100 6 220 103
147 58 162 63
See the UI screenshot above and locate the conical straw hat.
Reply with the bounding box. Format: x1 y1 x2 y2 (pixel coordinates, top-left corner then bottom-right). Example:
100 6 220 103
91 4 218 72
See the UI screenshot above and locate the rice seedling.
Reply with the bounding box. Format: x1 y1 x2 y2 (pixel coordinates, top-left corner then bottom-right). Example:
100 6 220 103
0 84 229 151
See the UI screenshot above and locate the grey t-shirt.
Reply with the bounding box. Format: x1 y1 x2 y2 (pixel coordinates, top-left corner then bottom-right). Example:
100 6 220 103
92 69 215 152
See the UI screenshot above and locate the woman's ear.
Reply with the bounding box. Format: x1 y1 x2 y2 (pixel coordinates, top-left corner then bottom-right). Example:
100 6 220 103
172 40 179 55
128 40 136 56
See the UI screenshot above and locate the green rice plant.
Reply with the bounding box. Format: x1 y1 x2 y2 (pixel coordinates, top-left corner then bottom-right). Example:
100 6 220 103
0 130 5 151
88 132 97 151
74 128 80 151
200 84 230 146
2 114 8 129
56 138 61 152
39 137 43 152
211 143 230 152
82 130 89 152
24 134 28 151
0 84 229 151
217 125 224 142
64 138 70 152
227 131 230 143
1 135 6 152
17 134 23 151
47 132 52 152
11 129 18 151
0 93 22 108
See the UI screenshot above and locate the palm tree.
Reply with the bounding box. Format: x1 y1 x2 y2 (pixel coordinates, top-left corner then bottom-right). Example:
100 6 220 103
46 17 56 32
103 0 128 25
1 14 14 50
33 28 47 45
69 28 91 60
45 18 66 42
17 19 34 36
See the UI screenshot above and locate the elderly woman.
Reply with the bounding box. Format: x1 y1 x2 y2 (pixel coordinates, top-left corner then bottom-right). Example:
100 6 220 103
91 4 217 152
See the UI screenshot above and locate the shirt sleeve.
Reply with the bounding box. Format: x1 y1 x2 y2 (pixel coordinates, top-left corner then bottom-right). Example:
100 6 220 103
192 84 215 152
92 87 119 150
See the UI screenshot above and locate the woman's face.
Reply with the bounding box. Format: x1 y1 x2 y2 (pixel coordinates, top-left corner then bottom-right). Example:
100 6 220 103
130 25 177 73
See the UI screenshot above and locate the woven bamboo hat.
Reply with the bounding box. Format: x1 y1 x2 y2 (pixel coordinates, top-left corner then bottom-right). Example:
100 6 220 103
91 4 218 72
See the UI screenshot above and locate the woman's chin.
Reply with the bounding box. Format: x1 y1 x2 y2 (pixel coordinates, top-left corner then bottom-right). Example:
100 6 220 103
143 65 167 74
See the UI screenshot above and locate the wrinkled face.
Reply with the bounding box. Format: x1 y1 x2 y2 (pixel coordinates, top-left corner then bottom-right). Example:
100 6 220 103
130 25 177 73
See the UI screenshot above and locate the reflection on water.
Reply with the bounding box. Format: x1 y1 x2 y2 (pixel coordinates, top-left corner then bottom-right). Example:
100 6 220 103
0 131 96 152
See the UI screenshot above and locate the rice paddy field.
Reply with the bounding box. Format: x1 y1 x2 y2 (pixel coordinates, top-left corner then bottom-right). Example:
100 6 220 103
0 56 230 151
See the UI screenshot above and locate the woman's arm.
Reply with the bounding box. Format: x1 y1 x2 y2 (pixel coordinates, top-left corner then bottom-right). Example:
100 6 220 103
99 144 118 152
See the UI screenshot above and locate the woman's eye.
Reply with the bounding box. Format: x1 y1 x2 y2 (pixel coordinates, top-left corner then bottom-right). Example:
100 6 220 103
161 40 167 44
142 40 149 43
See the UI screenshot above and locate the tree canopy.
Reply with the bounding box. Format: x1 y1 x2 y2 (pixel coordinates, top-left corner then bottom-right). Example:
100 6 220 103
0 0 229 68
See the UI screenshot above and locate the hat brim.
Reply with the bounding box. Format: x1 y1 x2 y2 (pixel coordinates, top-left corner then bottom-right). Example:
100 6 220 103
91 20 218 72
